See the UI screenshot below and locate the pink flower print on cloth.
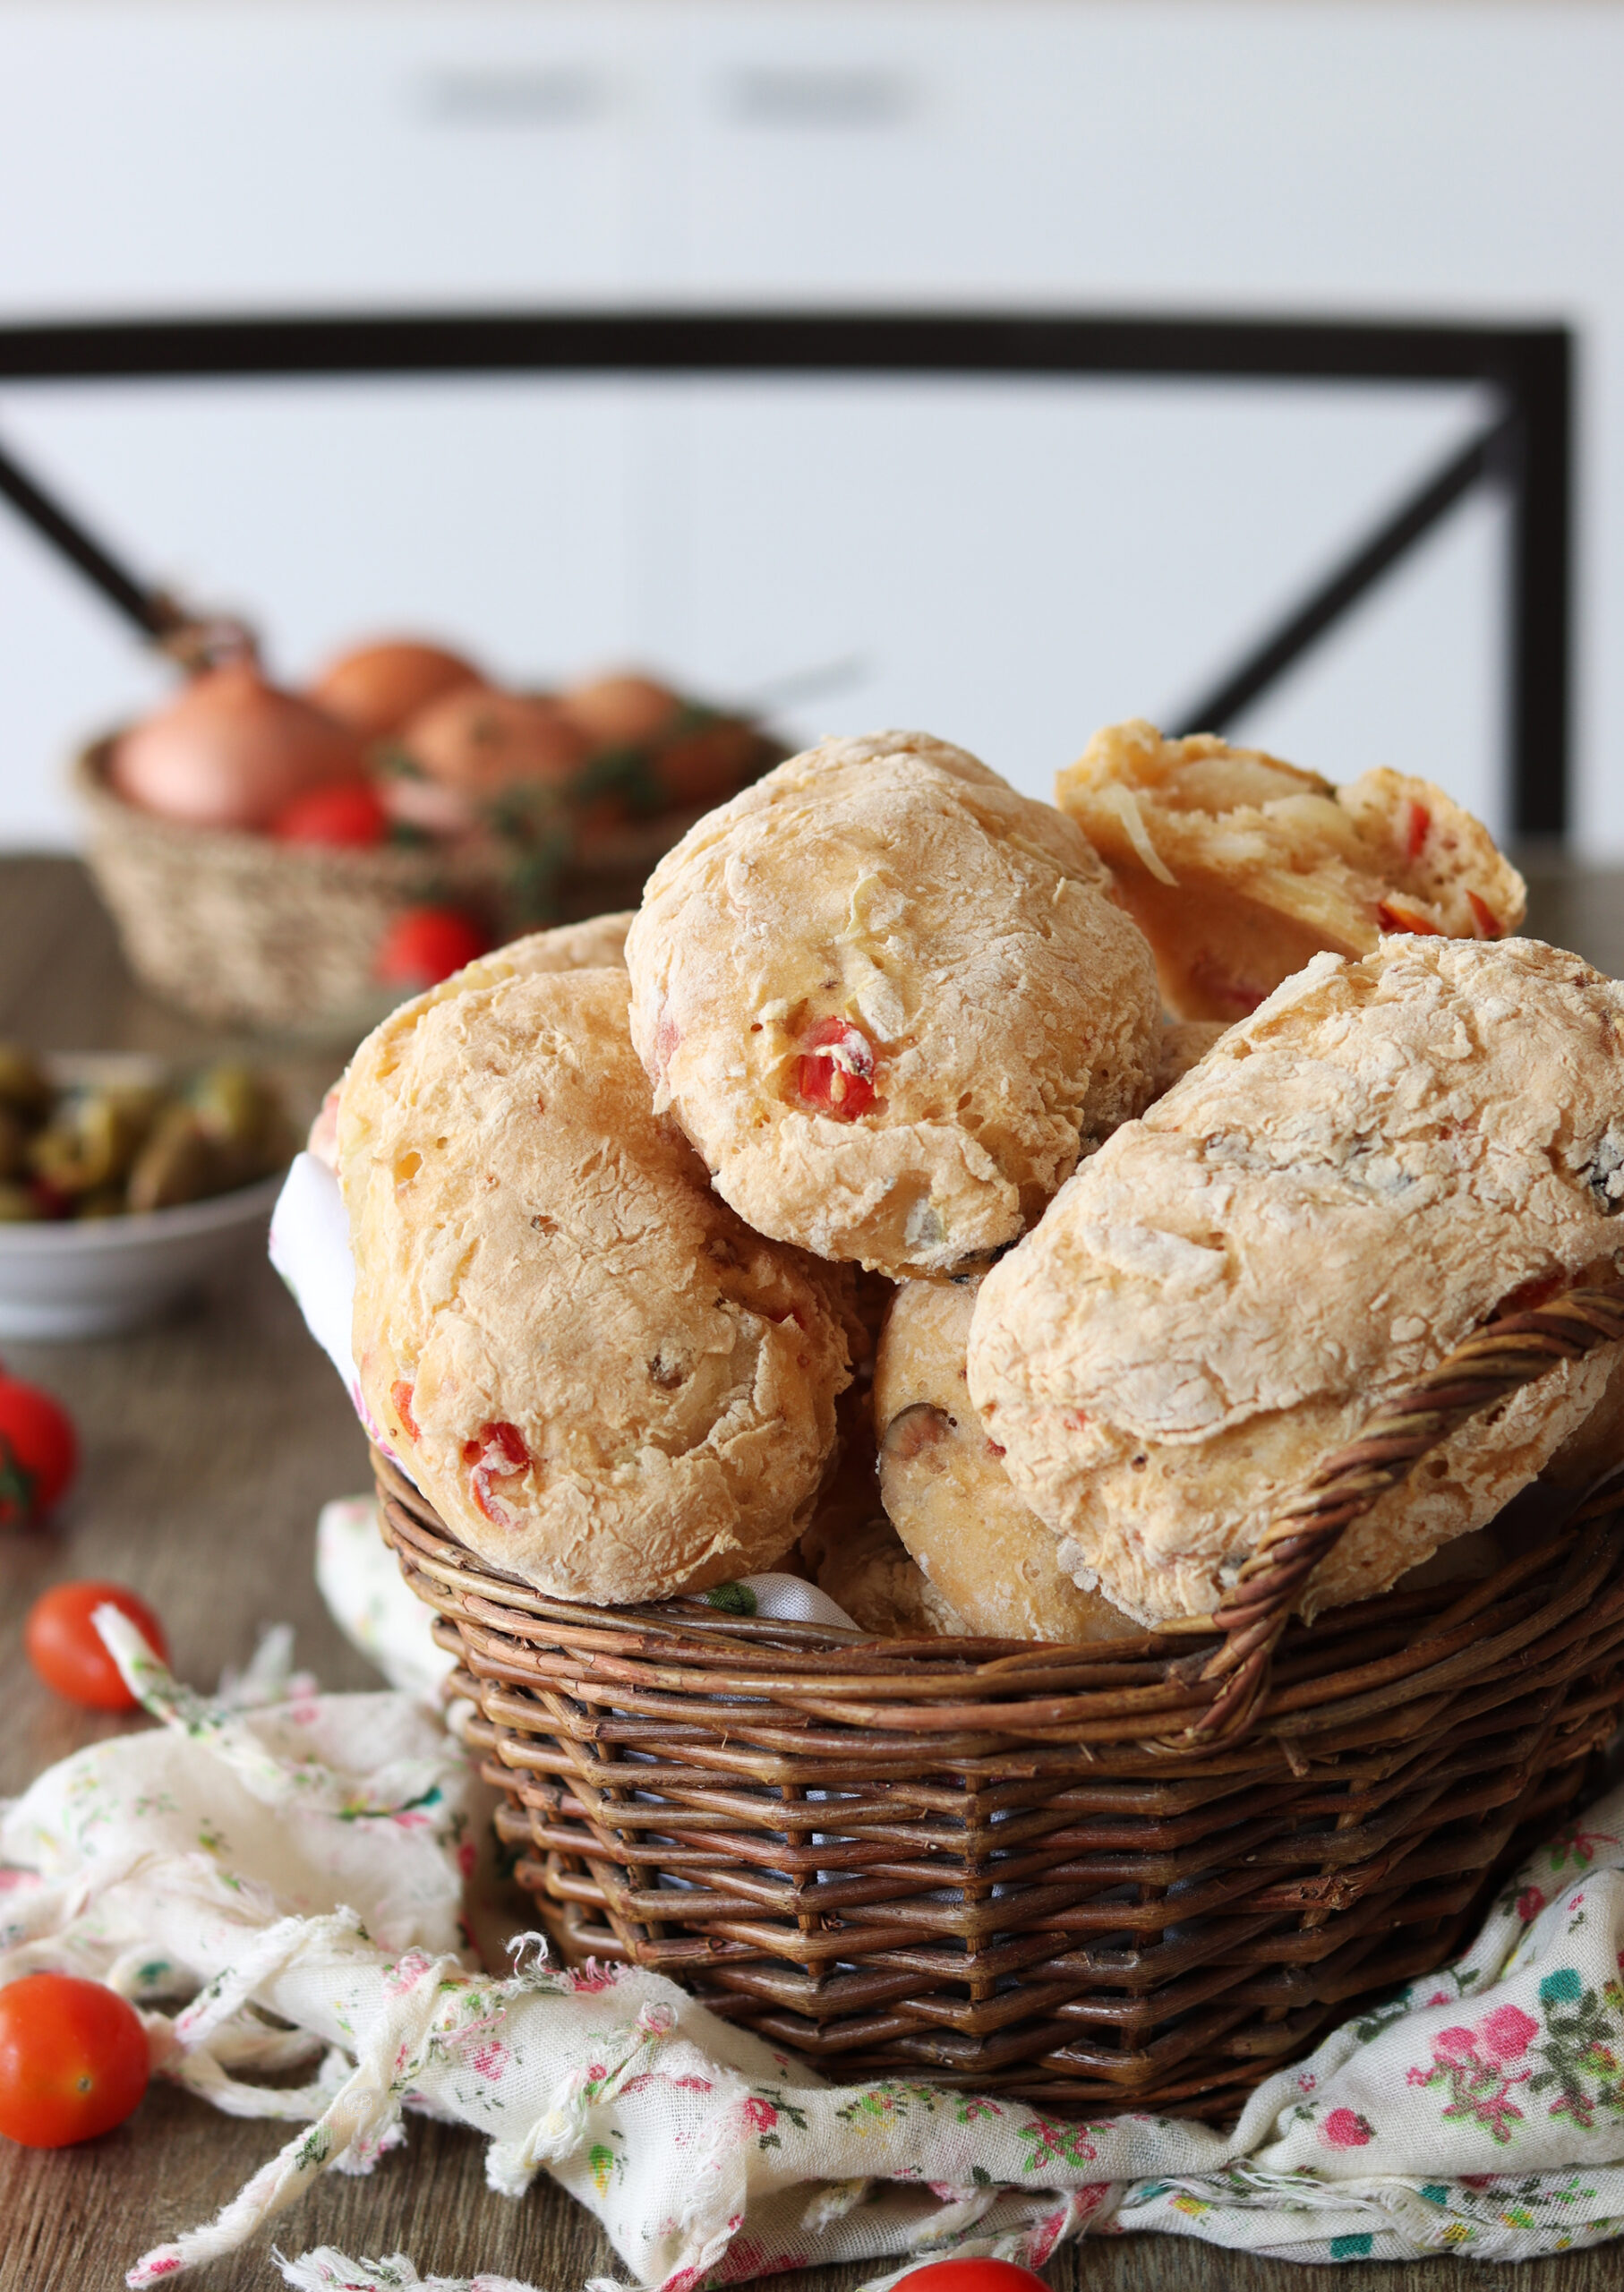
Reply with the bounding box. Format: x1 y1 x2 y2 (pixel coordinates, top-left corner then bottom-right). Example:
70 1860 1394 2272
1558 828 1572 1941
1407 2006 1541 2145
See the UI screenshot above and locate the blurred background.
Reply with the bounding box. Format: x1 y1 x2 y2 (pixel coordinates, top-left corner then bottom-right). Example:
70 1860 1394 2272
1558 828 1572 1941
0 0 1619 854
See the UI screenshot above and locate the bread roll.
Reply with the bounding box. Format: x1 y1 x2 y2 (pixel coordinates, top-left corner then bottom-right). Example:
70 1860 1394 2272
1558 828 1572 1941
802 1503 966 1638
969 936 1624 1623
626 731 1160 1279
1056 720 1526 1022
876 1277 1141 1642
339 966 850 1602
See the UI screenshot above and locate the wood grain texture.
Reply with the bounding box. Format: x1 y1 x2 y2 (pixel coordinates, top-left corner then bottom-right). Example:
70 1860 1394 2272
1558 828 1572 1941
0 854 1619 2292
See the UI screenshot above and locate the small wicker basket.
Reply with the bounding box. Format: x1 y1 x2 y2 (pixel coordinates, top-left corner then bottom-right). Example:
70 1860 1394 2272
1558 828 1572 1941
73 740 707 1037
378 1283 1624 2121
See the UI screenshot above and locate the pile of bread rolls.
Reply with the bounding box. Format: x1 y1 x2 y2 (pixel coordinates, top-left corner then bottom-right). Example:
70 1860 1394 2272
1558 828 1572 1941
331 719 1624 1639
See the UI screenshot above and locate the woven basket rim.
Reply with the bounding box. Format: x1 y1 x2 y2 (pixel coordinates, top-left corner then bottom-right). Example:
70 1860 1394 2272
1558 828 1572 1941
377 1462 1624 1757
373 1274 1624 1753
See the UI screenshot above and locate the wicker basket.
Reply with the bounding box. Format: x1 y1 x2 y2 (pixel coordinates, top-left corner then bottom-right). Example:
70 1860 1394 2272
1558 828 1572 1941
377 1283 1624 2120
73 739 708 1037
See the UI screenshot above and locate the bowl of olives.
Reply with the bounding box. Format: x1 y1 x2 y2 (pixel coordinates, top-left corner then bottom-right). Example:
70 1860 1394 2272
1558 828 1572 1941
0 1047 296 1338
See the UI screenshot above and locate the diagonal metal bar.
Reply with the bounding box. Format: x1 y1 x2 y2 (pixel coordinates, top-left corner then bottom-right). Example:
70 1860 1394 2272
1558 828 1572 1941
0 431 173 638
1167 415 1515 739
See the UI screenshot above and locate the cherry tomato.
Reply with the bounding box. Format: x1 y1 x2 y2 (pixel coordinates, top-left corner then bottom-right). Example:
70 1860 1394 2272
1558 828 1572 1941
0 1366 78 1527
1375 899 1442 936
1467 888 1502 939
374 904 489 990
893 2262 1052 2292
0 1972 150 2148
25 1581 169 1711
270 780 389 846
797 1016 877 1120
462 1418 530 1526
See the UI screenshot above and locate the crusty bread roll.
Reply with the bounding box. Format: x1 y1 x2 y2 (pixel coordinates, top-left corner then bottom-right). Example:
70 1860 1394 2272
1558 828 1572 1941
1547 1347 1624 1493
625 731 1160 1279
802 1502 967 1638
876 1277 1141 1642
968 936 1624 1624
311 915 634 1174
338 965 850 1602
1056 721 1526 1022
1154 1017 1230 1096
387 911 633 1028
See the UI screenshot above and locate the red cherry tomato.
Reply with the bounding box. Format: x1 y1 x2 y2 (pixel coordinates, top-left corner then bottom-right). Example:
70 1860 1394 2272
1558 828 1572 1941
797 1016 877 1120
461 1418 531 1526
893 2263 1052 2292
25 1581 169 1711
0 1366 78 1527
0 1972 150 2148
270 781 390 846
1466 888 1502 939
374 904 490 989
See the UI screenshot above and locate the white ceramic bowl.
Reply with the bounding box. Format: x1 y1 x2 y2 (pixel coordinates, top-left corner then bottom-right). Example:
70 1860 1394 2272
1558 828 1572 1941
0 1056 291 1339
0 1170 287 1339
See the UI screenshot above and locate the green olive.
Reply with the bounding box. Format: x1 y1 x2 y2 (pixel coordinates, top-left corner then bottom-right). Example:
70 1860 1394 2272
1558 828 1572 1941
29 1085 161 1195
74 1185 129 1221
126 1107 225 1213
190 1065 272 1146
0 1045 51 1122
0 1105 29 1182
7 1059 291 1217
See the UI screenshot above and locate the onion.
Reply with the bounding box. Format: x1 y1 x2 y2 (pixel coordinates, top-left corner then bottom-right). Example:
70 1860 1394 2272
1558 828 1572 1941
397 687 589 796
111 663 369 831
559 671 680 749
309 639 482 742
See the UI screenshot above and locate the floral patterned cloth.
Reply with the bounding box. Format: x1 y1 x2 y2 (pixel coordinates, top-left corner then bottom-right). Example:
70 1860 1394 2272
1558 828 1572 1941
4 1615 1624 2292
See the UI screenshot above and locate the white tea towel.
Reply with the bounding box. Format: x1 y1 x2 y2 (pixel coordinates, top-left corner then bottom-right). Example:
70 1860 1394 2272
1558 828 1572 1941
4 1619 1624 2288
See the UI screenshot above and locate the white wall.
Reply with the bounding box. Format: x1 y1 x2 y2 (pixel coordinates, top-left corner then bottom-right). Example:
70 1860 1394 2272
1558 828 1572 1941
0 1 1616 850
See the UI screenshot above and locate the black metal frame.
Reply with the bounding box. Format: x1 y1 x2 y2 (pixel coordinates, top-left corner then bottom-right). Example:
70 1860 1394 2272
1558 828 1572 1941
0 310 1573 837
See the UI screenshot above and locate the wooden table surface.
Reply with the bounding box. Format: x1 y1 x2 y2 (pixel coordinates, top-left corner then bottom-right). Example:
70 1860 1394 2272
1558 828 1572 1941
2 851 1622 2292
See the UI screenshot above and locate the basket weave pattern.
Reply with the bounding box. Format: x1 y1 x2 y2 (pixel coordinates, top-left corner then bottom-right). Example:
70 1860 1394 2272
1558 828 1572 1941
378 1283 1624 2117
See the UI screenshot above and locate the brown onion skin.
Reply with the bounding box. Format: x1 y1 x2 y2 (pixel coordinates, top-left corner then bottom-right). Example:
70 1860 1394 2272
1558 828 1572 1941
396 686 590 797
110 663 370 831
558 672 680 749
309 639 483 742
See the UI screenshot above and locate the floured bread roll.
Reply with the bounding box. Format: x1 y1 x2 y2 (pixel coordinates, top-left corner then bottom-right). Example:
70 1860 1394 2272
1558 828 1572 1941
968 936 1624 1624
797 1400 963 1638
1057 721 1526 1022
803 1503 966 1638
1154 1017 1229 1096
626 731 1160 1279
876 1278 1141 1643
1547 1348 1624 1492
346 910 635 1104
311 913 634 1173
380 910 633 1031
339 965 850 1602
